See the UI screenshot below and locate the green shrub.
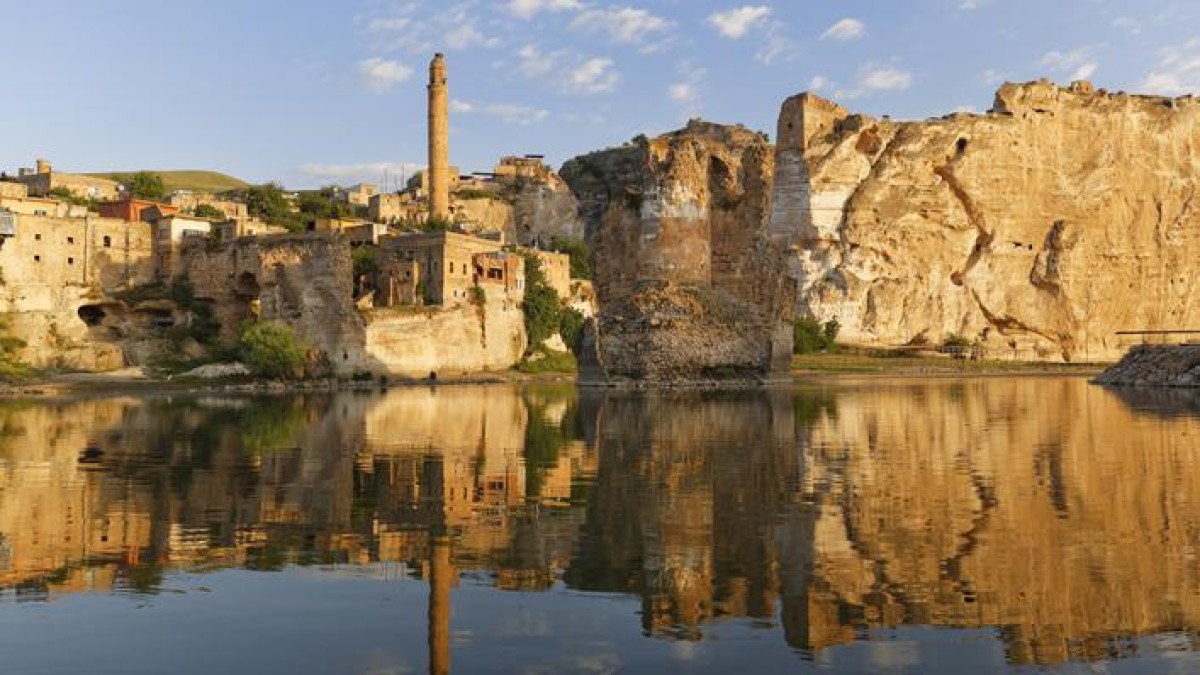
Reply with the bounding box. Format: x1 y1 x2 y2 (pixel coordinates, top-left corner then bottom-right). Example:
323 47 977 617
237 321 308 379
521 253 563 349
517 350 577 374
558 307 586 354
793 317 840 354
550 237 591 280
192 203 226 220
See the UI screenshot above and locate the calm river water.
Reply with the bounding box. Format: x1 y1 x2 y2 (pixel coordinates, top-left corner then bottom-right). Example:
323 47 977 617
0 377 1198 674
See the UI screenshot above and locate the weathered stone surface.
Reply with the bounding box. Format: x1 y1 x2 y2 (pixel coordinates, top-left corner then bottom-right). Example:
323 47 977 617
183 236 526 376
453 173 585 247
774 81 1200 361
564 120 795 383
1094 344 1200 387
185 236 365 371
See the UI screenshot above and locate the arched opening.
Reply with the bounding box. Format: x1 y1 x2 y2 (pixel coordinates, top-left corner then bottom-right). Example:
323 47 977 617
77 305 105 326
234 271 260 298
955 138 969 158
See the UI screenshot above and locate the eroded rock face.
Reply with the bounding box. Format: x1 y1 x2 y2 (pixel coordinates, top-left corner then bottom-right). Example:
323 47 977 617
774 81 1200 361
564 120 795 383
184 236 366 370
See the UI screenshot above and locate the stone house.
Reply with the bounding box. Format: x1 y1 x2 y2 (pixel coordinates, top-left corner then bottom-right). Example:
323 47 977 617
368 192 423 224
372 230 523 307
527 249 571 298
0 213 155 308
154 215 212 276
97 198 179 223
167 190 250 221
13 159 122 201
212 218 288 242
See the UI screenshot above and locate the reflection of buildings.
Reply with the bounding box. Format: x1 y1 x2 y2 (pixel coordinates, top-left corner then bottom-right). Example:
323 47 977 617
0 387 592 598
3 381 1200 667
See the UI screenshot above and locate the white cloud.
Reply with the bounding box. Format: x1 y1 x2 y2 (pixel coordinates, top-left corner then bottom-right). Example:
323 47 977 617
861 64 913 91
516 44 621 96
667 61 706 115
1040 46 1100 81
452 99 550 124
958 0 989 10
982 68 1007 85
366 3 498 53
504 0 581 20
570 7 671 45
668 83 694 103
569 58 620 94
708 6 771 39
1111 17 1141 34
1142 39 1200 95
298 162 422 186
821 18 865 41
835 63 913 99
808 75 829 91
357 57 412 93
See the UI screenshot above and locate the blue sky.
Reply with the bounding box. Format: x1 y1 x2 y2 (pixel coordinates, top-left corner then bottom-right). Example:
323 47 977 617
3 0 1197 189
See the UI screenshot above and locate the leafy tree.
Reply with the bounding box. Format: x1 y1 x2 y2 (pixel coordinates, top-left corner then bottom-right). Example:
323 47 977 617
243 183 306 232
793 317 840 354
192 203 227 220
550 237 591 279
122 172 166 200
521 253 563 350
237 321 308 379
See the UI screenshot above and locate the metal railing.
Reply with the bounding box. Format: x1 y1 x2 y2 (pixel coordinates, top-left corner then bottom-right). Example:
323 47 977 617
1115 330 1200 346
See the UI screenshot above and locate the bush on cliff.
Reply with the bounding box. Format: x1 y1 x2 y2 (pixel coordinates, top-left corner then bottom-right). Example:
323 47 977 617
521 253 562 350
794 317 840 354
0 327 28 381
237 321 308 379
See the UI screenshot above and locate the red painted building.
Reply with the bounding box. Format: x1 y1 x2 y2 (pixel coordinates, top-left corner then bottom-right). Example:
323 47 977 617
96 198 179 223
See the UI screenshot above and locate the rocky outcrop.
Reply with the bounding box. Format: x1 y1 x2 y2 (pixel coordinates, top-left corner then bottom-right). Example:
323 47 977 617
564 120 795 383
1094 344 1200 387
773 81 1200 362
452 172 585 247
185 235 365 370
183 236 526 377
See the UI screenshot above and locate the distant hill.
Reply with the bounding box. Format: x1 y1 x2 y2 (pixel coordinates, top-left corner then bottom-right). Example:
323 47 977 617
85 170 248 194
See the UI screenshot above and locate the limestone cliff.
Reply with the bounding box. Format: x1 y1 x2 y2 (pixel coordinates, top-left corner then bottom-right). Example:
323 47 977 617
773 80 1200 361
564 120 795 382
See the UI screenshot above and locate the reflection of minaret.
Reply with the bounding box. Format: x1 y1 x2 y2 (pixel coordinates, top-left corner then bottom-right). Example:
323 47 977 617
422 453 452 675
427 53 450 220
428 534 452 675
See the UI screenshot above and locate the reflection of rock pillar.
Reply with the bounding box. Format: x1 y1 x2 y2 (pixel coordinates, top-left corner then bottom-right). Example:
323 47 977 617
428 534 452 675
427 53 450 221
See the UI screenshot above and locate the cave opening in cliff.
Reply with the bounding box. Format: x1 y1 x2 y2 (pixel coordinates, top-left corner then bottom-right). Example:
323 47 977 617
235 271 261 298
77 305 105 327
955 138 969 158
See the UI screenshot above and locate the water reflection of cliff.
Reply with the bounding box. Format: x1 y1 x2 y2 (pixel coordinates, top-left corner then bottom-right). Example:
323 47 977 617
1 379 1199 667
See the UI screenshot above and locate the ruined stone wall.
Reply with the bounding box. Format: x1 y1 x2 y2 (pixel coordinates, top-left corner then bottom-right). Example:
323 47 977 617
183 235 366 369
773 81 1200 361
563 120 794 382
182 235 526 376
0 214 155 368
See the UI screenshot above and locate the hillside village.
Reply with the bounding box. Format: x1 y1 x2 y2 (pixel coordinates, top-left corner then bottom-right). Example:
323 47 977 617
0 152 591 378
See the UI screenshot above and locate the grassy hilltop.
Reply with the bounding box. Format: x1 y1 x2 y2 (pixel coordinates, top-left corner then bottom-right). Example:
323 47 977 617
86 170 248 193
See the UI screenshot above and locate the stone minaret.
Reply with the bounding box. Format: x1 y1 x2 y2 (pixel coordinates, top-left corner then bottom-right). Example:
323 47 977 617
427 53 450 221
